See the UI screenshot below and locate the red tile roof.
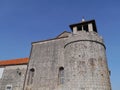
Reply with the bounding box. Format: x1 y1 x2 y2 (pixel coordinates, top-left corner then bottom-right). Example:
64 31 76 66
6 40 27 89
0 58 29 66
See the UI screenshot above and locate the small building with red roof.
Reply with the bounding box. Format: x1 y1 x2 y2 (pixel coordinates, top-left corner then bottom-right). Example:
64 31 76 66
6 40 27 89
0 58 29 90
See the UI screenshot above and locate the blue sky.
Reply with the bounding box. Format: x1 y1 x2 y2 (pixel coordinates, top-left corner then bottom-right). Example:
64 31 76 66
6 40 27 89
0 0 119 90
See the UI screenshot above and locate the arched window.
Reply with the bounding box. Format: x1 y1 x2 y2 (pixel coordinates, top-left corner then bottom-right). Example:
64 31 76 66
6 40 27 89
27 68 35 85
58 67 64 84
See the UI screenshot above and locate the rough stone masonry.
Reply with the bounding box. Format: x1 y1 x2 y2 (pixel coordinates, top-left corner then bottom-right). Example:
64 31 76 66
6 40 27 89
23 19 111 90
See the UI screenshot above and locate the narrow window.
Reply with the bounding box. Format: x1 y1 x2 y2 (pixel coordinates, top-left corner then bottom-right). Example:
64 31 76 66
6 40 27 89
27 68 35 85
83 24 88 32
58 67 64 84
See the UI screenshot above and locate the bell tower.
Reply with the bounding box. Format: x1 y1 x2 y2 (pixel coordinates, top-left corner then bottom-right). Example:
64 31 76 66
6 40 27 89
64 19 111 90
70 19 97 34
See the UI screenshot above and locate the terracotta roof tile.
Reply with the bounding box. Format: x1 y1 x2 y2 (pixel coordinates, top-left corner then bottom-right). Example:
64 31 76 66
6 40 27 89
0 58 29 66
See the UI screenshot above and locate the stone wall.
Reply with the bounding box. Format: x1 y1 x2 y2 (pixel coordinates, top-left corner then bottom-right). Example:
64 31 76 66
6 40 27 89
64 31 111 90
24 38 67 90
24 31 111 90
0 65 27 90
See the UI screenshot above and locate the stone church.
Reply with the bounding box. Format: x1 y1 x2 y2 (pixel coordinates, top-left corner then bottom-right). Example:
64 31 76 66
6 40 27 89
0 19 111 90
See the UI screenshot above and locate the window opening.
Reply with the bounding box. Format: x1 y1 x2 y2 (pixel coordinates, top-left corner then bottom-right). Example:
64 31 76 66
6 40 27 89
83 24 88 32
6 85 12 90
27 68 35 85
77 26 82 31
58 67 64 84
77 24 88 32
